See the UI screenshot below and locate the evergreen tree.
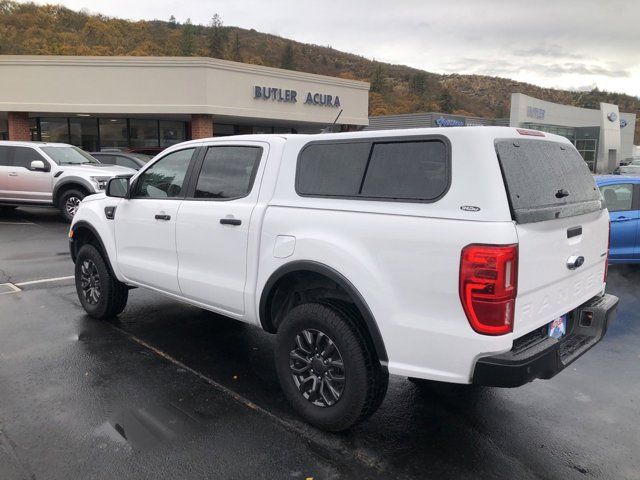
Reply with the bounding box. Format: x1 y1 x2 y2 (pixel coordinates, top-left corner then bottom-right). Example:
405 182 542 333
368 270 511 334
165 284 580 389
180 18 194 55
370 64 387 93
168 15 176 28
409 72 426 96
208 13 227 58
439 88 456 112
232 31 242 62
280 42 296 70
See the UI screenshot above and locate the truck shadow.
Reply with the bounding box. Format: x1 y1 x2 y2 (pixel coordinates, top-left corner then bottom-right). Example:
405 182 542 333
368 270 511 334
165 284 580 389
89 266 640 479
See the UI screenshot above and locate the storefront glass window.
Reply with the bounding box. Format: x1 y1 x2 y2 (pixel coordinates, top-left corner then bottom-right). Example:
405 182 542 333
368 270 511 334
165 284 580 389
160 121 186 147
99 119 128 149
39 118 69 143
214 124 236 136
70 118 99 151
130 119 159 148
29 118 38 141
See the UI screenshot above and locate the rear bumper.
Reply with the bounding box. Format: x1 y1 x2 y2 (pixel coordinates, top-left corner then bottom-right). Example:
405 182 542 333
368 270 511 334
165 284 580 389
472 293 618 387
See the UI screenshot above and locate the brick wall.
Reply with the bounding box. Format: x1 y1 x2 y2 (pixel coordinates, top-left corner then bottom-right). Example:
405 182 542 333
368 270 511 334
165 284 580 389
190 114 213 139
8 112 31 141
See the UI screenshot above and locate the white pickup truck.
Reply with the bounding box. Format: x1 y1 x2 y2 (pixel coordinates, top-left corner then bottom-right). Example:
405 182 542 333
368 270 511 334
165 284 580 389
69 127 618 431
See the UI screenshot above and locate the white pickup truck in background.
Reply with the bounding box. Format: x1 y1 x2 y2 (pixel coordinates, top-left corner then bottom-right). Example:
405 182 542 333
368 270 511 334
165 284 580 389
68 127 618 431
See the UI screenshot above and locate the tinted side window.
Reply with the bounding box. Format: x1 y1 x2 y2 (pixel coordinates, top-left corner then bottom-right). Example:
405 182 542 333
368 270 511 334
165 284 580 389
194 146 262 199
600 184 633 212
132 148 194 199
361 141 448 200
296 138 449 201
0 146 11 166
13 147 46 169
297 142 371 196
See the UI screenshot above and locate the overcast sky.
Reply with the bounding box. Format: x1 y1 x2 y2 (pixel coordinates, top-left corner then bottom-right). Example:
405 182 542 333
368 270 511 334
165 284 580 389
29 0 640 97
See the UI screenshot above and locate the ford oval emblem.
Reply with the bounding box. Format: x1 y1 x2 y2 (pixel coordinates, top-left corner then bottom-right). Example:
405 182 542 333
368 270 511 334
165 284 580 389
566 255 585 270
607 112 618 122
620 119 628 128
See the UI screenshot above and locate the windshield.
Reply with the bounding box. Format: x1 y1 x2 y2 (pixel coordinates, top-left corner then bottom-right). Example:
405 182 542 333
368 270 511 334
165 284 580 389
41 146 99 165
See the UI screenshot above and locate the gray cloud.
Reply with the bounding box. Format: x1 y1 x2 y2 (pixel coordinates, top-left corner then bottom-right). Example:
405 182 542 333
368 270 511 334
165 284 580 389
29 0 640 96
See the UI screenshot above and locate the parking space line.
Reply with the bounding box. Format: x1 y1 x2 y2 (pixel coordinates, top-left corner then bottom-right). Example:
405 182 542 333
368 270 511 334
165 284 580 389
0 220 36 225
0 283 22 295
15 275 74 287
110 325 383 472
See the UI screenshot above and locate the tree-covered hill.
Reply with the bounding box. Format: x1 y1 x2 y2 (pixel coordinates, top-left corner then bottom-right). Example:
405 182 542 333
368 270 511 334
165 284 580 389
1 0 638 143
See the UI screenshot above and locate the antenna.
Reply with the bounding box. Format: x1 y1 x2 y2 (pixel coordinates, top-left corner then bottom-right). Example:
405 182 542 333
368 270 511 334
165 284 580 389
320 109 343 133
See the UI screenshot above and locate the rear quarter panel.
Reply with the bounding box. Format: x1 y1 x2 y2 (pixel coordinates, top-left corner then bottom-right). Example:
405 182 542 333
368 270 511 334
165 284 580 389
257 128 524 382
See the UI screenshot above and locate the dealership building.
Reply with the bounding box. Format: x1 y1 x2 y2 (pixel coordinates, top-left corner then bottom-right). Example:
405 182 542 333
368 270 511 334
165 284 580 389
367 93 637 173
0 55 369 150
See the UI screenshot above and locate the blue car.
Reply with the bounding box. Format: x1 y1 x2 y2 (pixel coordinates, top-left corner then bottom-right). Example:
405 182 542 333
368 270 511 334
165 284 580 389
595 175 640 264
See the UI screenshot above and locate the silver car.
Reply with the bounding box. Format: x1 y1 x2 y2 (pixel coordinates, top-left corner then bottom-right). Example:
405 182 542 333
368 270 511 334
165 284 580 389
0 141 134 221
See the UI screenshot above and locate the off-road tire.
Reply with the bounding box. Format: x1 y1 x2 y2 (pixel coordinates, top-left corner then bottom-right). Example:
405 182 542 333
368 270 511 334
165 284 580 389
59 189 86 222
75 244 128 319
275 302 388 431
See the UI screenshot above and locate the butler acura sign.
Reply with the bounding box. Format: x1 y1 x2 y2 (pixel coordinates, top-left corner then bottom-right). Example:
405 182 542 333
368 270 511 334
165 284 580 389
253 86 341 107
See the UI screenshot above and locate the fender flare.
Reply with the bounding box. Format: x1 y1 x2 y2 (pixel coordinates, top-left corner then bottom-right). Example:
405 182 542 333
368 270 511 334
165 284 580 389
53 177 94 205
259 260 388 363
69 220 117 278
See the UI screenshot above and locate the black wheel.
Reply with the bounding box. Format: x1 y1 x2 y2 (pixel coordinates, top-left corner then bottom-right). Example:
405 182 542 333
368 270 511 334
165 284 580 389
275 302 388 431
75 244 128 319
59 189 86 222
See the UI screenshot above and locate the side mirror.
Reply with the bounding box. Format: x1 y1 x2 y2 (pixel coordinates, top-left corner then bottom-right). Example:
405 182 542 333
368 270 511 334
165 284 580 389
30 160 49 172
106 177 130 198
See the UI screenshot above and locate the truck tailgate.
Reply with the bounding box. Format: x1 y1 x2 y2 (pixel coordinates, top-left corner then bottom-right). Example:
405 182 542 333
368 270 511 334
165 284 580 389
494 136 609 336
514 209 609 335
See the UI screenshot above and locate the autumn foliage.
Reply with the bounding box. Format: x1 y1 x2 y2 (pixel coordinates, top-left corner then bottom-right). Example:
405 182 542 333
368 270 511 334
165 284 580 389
0 1 638 142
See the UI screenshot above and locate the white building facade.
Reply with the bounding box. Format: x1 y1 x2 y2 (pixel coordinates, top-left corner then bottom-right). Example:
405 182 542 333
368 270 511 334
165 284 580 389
0 55 369 150
510 93 636 173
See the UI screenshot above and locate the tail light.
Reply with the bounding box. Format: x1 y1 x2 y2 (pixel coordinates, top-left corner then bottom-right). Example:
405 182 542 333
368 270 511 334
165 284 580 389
604 220 611 283
459 244 518 335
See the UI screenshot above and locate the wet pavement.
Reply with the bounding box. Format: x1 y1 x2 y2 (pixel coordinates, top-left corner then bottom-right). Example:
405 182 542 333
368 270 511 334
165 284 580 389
1 207 639 479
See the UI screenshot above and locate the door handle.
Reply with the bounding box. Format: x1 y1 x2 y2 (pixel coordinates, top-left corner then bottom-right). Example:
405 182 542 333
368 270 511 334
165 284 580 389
8 172 17 176
613 216 632 222
220 218 241 226
155 214 171 221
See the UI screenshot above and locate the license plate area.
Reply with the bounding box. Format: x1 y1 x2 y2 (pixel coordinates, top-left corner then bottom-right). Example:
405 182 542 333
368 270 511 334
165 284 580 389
548 315 568 340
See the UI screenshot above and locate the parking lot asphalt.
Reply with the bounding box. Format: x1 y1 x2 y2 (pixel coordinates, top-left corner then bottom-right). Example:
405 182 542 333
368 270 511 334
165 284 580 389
1 207 639 480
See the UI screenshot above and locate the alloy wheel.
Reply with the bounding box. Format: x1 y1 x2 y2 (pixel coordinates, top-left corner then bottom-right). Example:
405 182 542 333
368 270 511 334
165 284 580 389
289 329 346 407
79 259 101 305
65 196 81 217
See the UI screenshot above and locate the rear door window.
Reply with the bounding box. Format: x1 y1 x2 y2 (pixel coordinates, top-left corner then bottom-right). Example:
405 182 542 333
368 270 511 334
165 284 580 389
0 146 11 166
12 147 46 169
495 139 603 223
193 146 262 199
297 137 450 202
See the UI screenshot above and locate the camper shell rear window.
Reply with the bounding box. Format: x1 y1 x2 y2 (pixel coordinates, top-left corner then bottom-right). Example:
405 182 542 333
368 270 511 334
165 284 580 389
495 138 603 224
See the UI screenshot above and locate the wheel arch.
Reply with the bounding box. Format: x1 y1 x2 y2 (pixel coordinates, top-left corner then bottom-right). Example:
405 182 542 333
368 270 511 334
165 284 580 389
70 221 117 278
259 260 388 364
53 178 93 206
